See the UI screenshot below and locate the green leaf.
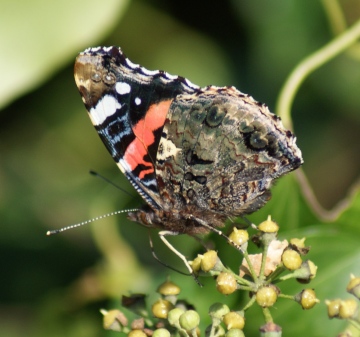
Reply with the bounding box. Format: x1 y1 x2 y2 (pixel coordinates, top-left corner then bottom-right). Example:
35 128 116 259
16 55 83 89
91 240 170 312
0 0 129 109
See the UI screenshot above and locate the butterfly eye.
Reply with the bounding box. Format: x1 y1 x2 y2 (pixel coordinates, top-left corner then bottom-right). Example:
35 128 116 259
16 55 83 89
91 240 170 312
91 72 101 82
104 73 116 85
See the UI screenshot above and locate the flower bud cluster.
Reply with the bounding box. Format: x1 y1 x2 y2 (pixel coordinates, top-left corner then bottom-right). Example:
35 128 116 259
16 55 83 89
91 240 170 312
100 216 320 336
188 216 319 327
208 303 245 337
326 274 360 330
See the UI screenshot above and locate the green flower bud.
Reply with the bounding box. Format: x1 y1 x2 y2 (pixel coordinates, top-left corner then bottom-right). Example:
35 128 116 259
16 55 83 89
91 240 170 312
339 299 358 319
153 328 171 337
209 303 230 320
258 215 279 233
346 274 360 300
295 289 319 310
225 329 245 337
290 237 306 248
325 299 341 318
190 255 202 273
128 330 147 337
295 260 318 283
201 250 218 272
223 311 245 330
282 249 302 270
167 308 185 327
179 310 200 330
229 228 249 247
216 273 237 295
256 286 278 308
151 299 174 319
157 280 180 296
101 309 128 332
289 237 310 255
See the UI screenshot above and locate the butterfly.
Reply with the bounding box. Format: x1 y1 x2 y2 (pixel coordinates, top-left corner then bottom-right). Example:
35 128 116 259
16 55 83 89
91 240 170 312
73 46 303 275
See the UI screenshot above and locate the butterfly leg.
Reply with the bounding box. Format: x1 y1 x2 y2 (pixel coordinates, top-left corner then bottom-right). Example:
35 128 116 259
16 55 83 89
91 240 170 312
148 231 190 276
241 216 257 230
158 230 202 286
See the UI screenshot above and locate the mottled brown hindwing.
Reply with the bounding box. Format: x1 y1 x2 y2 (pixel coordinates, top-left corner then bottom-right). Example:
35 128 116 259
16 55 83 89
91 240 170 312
156 86 302 216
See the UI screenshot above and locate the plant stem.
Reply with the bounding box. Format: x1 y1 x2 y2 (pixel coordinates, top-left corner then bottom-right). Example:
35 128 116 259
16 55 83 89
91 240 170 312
278 293 295 300
275 18 360 130
277 272 297 282
266 266 286 284
262 307 273 323
349 318 360 331
242 250 259 283
242 294 257 311
259 240 270 282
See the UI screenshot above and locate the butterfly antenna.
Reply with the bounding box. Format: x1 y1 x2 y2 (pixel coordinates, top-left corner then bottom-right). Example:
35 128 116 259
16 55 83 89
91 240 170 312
89 170 136 199
46 208 140 236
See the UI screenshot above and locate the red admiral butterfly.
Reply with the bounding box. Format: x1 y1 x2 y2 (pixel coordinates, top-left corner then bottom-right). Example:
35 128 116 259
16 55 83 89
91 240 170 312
74 46 303 273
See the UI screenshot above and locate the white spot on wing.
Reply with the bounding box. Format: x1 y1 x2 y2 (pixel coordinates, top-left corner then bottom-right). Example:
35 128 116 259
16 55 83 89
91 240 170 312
135 97 141 105
116 82 131 95
89 95 121 125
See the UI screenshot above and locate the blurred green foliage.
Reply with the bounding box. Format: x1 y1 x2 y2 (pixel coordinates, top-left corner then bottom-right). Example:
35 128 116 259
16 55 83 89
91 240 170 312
0 0 359 336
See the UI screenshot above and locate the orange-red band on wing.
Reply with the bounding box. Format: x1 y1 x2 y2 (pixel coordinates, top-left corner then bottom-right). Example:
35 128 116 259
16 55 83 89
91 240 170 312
123 100 172 179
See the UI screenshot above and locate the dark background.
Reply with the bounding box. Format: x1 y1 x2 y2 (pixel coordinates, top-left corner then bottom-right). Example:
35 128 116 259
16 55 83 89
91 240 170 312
1 0 359 336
